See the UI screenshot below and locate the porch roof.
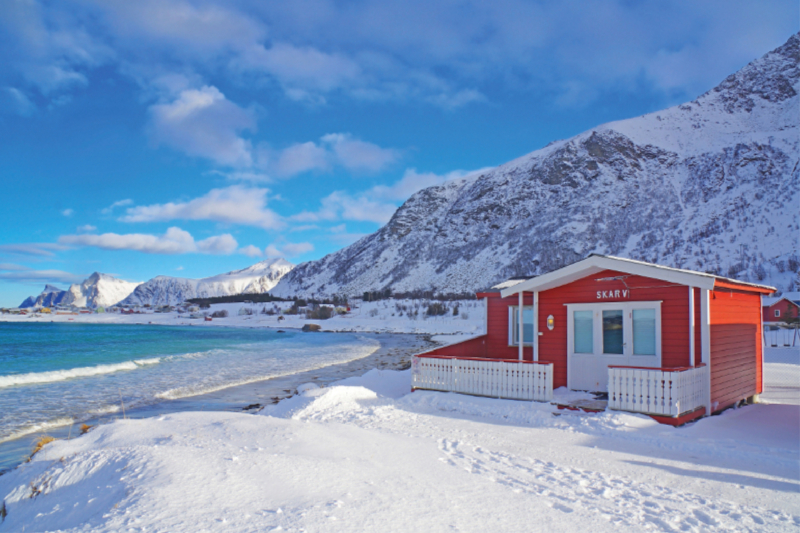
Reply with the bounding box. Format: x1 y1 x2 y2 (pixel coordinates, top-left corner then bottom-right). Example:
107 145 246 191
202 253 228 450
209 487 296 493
499 254 776 298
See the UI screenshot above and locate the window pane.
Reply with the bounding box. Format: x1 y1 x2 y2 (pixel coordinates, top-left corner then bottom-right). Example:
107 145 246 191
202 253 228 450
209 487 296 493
573 310 593 353
512 307 534 345
602 310 624 354
632 308 656 356
523 308 534 343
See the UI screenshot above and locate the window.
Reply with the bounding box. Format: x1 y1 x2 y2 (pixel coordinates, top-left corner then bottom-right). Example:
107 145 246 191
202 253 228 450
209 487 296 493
775 309 781 317
632 308 656 355
573 310 593 353
567 301 661 360
510 306 534 345
602 310 624 354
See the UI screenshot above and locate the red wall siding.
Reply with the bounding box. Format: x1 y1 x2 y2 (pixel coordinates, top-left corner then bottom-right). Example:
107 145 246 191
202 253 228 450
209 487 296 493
484 293 534 361
763 299 799 323
710 289 762 411
536 270 693 388
422 335 488 358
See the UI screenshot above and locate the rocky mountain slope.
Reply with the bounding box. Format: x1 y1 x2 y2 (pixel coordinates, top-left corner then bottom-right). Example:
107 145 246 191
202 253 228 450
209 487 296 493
20 274 141 308
119 258 294 307
20 285 69 308
272 33 800 298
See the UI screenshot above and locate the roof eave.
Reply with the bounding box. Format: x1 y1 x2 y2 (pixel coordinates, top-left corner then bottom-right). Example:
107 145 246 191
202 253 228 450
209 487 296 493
500 255 718 297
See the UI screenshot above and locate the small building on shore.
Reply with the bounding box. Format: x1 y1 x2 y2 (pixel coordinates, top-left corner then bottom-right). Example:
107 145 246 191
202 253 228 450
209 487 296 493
412 255 774 425
762 292 799 325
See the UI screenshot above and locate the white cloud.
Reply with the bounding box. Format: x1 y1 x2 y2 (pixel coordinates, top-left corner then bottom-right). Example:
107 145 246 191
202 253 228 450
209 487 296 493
120 185 283 230
211 170 272 183
281 241 314 257
238 245 263 258
264 241 314 259
196 234 238 255
255 133 399 179
2 0 794 116
264 244 282 259
290 167 485 225
0 243 70 257
237 43 363 101
101 199 133 215
292 191 398 224
175 266 184 271
0 268 85 284
370 167 487 201
0 87 36 116
0 263 29 271
61 208 74 217
273 141 330 177
77 224 97 233
326 224 368 245
148 86 256 167
320 133 399 173
0 0 110 97
59 227 239 255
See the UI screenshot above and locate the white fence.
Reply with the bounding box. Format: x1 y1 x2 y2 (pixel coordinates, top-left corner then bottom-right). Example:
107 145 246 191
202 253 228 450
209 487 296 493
608 365 708 417
764 327 798 347
411 356 553 402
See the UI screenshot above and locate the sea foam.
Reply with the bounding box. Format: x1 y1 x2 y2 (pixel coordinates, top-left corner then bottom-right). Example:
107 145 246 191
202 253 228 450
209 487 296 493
0 359 160 389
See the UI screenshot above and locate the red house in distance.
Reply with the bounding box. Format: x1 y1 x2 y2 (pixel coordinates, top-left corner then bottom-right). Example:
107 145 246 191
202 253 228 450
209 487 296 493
762 294 800 324
412 255 775 425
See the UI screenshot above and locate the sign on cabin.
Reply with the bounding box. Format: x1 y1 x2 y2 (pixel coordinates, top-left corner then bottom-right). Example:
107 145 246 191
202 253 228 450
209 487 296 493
596 289 629 299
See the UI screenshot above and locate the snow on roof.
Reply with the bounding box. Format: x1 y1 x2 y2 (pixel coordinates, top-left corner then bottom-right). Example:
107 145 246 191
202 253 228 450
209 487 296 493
485 278 528 291
500 254 776 298
763 295 800 308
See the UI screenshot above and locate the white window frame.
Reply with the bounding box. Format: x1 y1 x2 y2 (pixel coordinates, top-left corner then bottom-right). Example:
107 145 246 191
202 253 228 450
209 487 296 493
775 309 780 317
508 305 534 346
566 301 662 359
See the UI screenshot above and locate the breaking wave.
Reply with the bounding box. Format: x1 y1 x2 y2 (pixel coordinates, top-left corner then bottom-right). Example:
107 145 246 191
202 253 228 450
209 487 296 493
0 358 162 389
0 417 76 445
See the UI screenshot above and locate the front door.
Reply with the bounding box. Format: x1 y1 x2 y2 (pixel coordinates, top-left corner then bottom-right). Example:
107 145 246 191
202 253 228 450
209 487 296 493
567 302 662 392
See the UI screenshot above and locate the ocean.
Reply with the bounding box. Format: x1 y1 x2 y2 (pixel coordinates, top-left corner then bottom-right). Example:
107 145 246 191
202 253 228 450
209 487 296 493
0 323 380 448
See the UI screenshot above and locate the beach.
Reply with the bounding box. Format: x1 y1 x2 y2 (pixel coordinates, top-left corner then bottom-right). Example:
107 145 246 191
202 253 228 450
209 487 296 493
0 319 438 474
0 346 796 532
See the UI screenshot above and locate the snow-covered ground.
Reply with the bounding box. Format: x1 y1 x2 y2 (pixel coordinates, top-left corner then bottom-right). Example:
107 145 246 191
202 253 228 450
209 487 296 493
1 345 797 532
0 299 486 336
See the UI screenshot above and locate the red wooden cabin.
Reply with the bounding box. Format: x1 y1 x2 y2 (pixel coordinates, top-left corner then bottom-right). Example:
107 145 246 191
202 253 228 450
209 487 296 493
413 255 775 424
762 296 799 324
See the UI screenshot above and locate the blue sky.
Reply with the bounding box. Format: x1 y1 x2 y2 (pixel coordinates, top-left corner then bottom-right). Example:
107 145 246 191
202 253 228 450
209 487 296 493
0 0 796 307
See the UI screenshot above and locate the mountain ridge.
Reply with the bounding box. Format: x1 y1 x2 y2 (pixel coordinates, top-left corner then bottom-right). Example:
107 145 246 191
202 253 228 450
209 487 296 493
20 273 142 309
271 33 799 299
118 258 294 307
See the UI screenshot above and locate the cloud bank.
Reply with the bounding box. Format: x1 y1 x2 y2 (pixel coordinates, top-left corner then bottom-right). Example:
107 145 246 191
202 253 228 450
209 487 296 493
59 227 240 255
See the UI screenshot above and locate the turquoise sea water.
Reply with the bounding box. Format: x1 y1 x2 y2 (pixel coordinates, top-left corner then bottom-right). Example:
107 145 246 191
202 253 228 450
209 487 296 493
0 323 379 444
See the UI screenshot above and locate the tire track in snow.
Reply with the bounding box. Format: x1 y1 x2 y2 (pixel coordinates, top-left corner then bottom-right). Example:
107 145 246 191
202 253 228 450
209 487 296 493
437 439 799 533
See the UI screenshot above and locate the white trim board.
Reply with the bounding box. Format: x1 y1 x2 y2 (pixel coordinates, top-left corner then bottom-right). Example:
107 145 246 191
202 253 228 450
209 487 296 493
500 254 775 298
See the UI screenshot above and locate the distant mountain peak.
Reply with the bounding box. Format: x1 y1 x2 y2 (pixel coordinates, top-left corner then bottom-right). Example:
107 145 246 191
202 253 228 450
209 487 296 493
119 259 295 307
20 273 140 308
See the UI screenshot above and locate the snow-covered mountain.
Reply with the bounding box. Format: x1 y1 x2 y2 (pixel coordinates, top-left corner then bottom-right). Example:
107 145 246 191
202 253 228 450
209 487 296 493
272 33 800 298
20 274 141 308
119 258 294 306
19 285 67 308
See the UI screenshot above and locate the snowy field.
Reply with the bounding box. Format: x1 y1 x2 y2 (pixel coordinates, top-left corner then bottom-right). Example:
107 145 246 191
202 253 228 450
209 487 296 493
0 346 797 532
0 299 486 336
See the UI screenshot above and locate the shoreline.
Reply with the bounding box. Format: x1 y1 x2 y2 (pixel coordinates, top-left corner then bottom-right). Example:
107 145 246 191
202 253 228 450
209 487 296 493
0 330 436 475
0 297 486 336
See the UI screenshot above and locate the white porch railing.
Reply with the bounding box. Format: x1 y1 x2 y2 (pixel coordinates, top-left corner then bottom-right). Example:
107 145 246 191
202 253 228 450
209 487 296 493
411 356 553 401
608 365 708 417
